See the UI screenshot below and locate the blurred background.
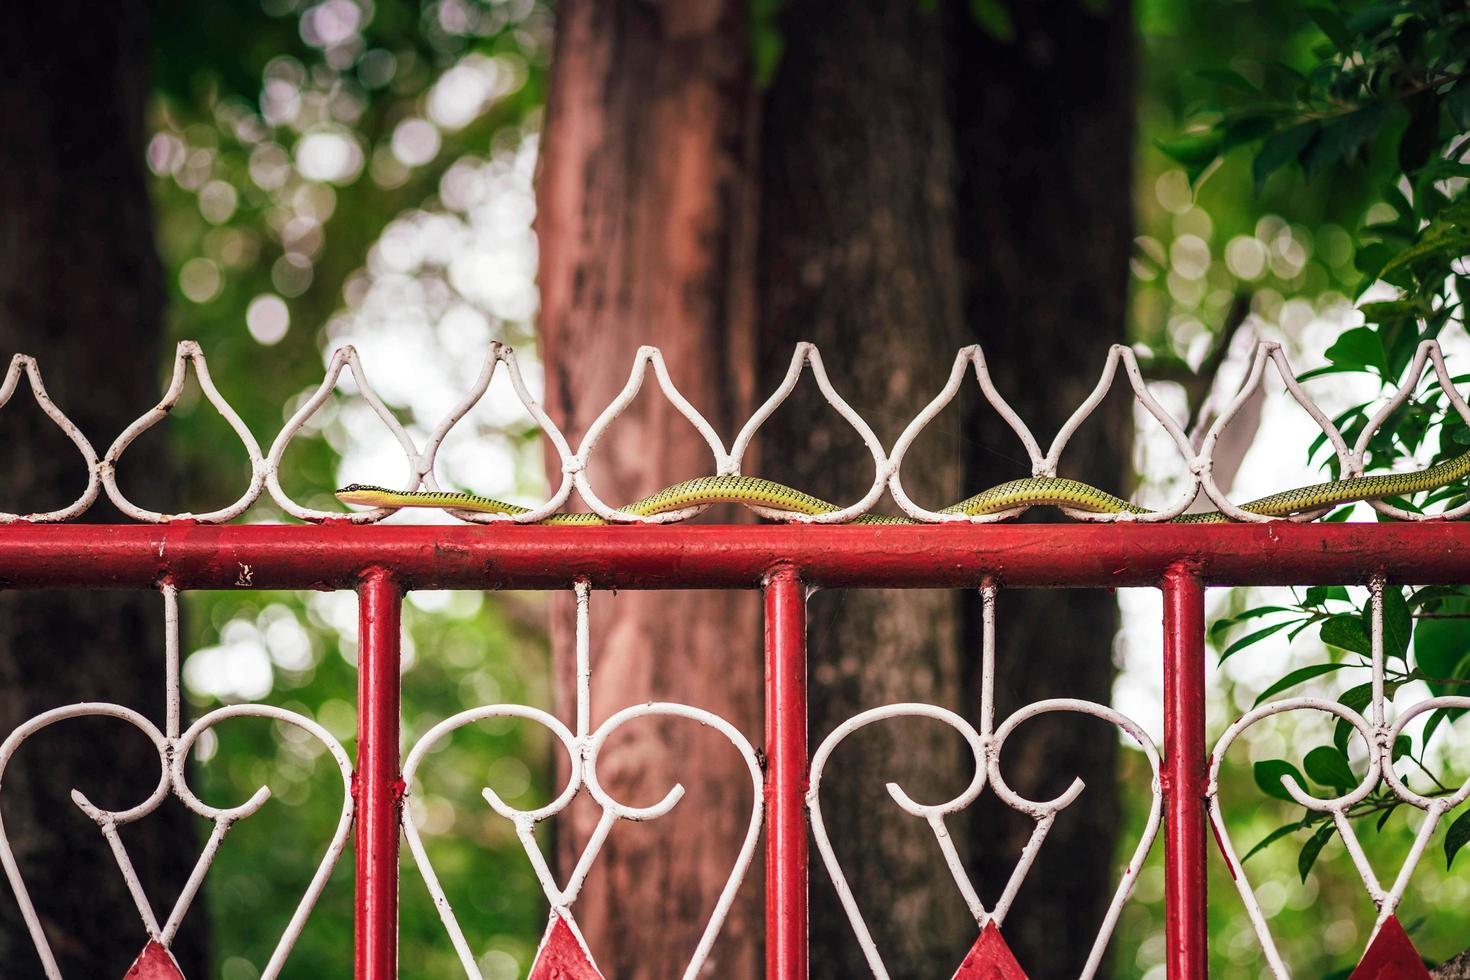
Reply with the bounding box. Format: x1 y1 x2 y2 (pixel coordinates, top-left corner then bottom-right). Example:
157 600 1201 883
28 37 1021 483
2 0 1470 977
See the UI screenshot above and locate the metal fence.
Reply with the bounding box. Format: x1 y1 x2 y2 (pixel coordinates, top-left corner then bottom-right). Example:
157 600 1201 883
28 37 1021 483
2 339 1469 978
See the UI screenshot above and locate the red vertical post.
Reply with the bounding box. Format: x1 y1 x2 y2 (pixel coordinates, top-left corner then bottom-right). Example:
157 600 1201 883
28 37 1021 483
356 568 402 979
1162 561 1207 979
764 565 808 980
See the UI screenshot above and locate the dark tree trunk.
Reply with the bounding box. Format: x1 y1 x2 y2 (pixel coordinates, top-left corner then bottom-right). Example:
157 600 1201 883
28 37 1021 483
757 2 976 974
0 1 204 977
536 1 763 976
760 1 1134 976
537 0 1134 974
952 3 1135 976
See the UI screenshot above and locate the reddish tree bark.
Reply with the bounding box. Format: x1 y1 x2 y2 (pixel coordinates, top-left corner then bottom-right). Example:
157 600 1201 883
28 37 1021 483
538 1 1134 976
536 1 762 976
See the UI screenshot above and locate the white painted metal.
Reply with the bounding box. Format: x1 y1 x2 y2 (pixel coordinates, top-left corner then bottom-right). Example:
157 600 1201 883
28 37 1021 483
400 581 764 979
0 354 100 523
806 585 1163 978
0 587 354 978
3 338 1469 522
1208 576 1470 977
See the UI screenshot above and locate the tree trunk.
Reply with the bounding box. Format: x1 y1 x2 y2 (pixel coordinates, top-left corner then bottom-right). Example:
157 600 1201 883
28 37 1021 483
539 0 1134 975
757 2 976 973
536 1 763 976
760 1 1134 976
0 1 204 976
952 3 1135 975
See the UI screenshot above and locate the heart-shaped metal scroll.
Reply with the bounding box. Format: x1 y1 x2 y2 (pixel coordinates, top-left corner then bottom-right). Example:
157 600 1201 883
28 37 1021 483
0 354 101 523
402 583 763 979
570 346 731 523
1195 340 1355 522
102 341 265 523
807 586 1161 978
725 342 890 523
1209 580 1470 976
265 344 423 522
0 589 354 979
416 342 577 523
888 345 1046 523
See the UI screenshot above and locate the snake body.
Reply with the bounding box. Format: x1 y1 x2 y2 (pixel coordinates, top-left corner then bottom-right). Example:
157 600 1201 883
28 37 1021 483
336 448 1470 524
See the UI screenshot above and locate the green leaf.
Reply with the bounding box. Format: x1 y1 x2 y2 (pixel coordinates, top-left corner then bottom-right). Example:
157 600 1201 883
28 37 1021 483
1299 822 1336 881
1449 79 1470 133
1321 614 1372 656
967 0 1015 42
1375 586 1412 661
1324 327 1388 374
1156 133 1223 184
1304 745 1357 792
1304 586 1349 607
1446 808 1470 869
1254 663 1350 707
1303 104 1386 176
1380 231 1470 278
1242 820 1305 863
1255 759 1308 802
1393 734 1412 762
1411 596 1470 699
1344 4 1399 36
1334 681 1401 753
1376 804 1399 832
1253 123 1316 191
1359 299 1430 320
1304 4 1353 51
1210 605 1297 638
1220 620 1295 663
1196 68 1260 95
1220 115 1278 154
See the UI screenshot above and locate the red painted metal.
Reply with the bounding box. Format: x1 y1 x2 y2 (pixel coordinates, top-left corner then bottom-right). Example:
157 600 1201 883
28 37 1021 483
764 565 808 980
1349 916 1431 980
1162 562 1207 980
5 522 1462 977
123 941 185 980
528 911 605 980
950 924 1028 979
3 521 1470 591
354 568 403 980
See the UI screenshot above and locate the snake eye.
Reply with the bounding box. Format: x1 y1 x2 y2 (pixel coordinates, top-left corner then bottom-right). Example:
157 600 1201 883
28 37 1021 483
341 483 361 492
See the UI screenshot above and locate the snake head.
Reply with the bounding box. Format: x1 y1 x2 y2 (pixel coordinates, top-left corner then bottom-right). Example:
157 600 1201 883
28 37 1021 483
335 483 390 507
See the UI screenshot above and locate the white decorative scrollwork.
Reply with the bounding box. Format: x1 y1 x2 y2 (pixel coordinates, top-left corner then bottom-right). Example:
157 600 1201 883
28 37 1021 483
0 353 101 524
807 585 1163 978
1209 576 1470 977
401 581 764 979
0 586 354 978
2 338 1468 523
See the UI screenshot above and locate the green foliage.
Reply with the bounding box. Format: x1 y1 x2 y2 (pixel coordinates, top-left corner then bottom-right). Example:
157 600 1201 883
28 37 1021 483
144 0 554 974
1123 1 1470 972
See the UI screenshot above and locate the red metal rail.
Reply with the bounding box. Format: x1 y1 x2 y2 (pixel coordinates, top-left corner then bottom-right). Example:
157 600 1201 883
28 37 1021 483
355 569 403 980
2 521 1470 589
6 520 1468 979
764 566 808 980
1162 564 1208 980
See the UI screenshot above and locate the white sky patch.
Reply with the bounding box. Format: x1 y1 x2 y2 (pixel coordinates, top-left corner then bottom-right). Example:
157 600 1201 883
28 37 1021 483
310 131 546 514
1115 297 1470 748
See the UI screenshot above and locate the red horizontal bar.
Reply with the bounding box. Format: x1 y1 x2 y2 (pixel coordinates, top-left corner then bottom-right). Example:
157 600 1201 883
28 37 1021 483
1 522 1469 590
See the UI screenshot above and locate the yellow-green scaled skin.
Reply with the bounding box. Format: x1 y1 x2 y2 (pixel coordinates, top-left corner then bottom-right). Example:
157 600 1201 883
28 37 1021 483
335 449 1470 524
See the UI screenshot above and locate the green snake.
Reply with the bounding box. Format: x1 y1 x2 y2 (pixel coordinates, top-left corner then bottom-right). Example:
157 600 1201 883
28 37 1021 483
336 449 1470 524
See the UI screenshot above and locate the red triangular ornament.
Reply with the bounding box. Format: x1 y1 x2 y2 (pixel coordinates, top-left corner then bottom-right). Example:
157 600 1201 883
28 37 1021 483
950 922 1028 980
528 911 605 980
123 941 185 980
1349 916 1430 980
